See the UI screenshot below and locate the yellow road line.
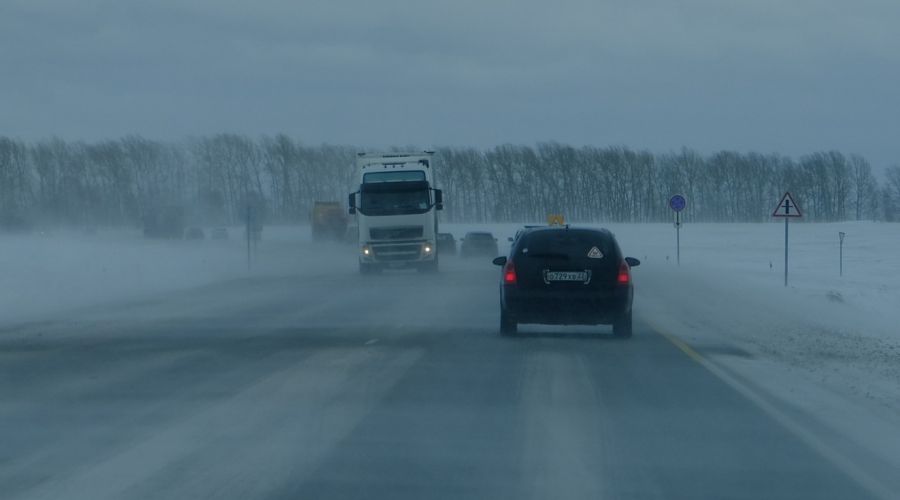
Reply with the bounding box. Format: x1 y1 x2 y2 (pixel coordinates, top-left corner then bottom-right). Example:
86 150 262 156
652 326 704 364
644 319 894 500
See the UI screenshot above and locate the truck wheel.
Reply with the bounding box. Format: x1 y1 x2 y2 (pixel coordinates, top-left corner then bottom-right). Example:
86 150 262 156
613 312 633 338
500 308 517 336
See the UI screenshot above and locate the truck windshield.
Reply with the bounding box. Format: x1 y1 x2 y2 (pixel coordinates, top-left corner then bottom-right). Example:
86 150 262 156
360 181 430 216
363 170 426 183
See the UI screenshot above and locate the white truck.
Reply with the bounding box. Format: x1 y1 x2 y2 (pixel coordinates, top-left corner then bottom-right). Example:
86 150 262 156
348 151 444 273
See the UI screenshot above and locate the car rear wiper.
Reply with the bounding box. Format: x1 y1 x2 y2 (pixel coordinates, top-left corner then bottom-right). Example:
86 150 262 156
525 252 569 260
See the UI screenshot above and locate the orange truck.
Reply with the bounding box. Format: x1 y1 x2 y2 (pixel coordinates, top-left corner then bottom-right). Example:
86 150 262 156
311 201 348 241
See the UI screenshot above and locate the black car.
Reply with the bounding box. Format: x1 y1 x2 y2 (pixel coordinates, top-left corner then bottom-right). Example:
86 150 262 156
492 227 640 337
436 232 457 256
460 231 498 258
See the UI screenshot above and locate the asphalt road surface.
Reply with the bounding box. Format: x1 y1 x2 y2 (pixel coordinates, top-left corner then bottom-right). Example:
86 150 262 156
0 253 888 499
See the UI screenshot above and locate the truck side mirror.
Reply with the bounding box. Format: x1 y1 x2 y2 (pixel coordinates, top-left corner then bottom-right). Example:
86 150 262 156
434 189 443 210
348 192 356 215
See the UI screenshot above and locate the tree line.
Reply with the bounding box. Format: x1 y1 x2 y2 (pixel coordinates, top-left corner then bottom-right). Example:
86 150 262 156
1 134 899 229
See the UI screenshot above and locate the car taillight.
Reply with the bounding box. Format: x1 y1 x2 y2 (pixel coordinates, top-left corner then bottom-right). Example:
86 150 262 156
503 262 517 285
617 261 630 285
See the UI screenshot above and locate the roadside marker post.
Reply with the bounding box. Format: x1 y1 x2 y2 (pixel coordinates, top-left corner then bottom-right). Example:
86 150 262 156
839 231 846 277
669 195 686 266
246 204 252 271
772 192 802 287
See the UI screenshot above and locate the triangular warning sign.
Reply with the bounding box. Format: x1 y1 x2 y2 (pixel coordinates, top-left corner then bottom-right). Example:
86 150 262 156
587 246 604 259
773 192 802 218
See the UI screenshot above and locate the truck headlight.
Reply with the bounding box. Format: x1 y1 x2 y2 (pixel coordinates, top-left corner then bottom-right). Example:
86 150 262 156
362 246 370 255
423 244 432 254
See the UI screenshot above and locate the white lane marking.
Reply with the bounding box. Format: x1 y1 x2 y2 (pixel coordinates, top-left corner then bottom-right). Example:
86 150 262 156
365 339 379 345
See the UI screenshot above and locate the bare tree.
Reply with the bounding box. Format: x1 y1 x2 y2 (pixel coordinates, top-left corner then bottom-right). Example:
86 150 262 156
848 155 877 220
883 165 900 221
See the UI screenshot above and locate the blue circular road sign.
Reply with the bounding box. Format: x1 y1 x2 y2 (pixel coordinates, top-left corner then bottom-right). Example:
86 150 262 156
669 195 686 212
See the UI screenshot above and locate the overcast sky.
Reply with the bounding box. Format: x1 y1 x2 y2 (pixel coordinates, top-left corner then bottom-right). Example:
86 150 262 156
2 0 899 169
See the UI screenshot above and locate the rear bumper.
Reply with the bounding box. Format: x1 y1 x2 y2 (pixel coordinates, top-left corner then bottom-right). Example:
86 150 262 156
501 286 632 325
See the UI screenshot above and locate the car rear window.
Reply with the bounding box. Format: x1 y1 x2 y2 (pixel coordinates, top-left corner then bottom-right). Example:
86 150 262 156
519 230 616 260
467 233 493 240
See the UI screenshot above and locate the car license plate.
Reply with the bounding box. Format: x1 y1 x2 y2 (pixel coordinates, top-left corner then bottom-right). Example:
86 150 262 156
543 270 590 283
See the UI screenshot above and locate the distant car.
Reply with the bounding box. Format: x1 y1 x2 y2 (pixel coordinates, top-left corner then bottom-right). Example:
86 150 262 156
460 231 498 258
184 227 205 240
211 227 228 240
436 233 456 256
492 227 640 337
509 225 545 242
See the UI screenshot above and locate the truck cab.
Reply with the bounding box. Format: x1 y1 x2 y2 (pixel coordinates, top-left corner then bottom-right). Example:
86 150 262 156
349 152 443 273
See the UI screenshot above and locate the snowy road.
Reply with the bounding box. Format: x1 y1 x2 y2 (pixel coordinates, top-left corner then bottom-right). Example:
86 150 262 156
1 249 896 499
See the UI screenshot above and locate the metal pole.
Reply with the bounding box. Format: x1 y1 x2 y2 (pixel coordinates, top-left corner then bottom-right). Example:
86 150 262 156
784 217 789 287
676 222 681 266
246 204 251 271
840 239 843 277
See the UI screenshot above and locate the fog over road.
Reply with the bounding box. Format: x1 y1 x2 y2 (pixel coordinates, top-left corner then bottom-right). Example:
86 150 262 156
0 248 888 499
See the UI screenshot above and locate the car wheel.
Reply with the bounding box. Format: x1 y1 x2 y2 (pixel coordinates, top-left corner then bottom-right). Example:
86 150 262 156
500 308 517 336
613 312 633 338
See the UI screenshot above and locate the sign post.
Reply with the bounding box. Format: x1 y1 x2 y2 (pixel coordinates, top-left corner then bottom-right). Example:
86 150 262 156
839 231 846 277
772 192 802 286
669 195 686 266
246 204 253 271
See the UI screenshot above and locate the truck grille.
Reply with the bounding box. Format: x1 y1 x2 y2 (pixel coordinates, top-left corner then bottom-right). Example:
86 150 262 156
370 226 423 240
372 244 421 261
